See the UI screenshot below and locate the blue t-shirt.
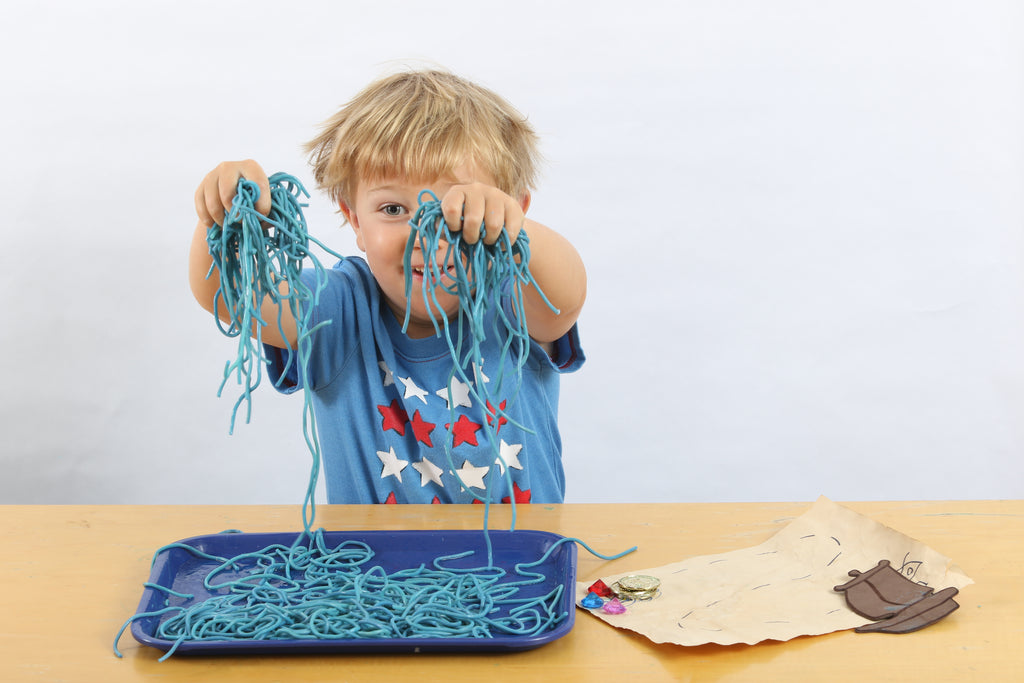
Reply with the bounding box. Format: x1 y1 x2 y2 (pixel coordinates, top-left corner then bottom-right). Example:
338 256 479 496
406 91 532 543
265 257 584 504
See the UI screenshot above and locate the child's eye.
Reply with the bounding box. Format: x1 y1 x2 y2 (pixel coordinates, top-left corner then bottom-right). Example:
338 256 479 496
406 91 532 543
381 203 406 217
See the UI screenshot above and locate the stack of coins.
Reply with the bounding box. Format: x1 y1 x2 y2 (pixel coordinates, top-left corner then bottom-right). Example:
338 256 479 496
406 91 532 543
611 574 661 601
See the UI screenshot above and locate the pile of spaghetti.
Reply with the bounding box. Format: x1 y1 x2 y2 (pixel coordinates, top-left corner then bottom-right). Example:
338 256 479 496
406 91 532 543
128 530 574 660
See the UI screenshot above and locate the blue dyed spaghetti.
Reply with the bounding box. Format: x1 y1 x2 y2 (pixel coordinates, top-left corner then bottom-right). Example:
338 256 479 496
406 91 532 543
205 172 341 531
403 191 558 522
404 190 557 403
113 529 634 661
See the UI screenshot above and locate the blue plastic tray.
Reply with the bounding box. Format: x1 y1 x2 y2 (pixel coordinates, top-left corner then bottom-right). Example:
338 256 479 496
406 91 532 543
130 529 577 655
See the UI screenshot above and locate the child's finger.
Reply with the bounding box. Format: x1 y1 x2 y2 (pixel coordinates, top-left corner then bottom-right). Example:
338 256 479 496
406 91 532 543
194 183 216 228
202 175 232 227
441 189 469 238
502 212 526 246
481 203 507 245
486 195 526 245
216 173 240 225
458 193 486 243
235 159 273 217
200 161 272 228
254 179 272 217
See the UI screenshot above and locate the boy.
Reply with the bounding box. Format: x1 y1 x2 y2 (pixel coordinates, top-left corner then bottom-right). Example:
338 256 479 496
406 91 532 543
189 70 586 504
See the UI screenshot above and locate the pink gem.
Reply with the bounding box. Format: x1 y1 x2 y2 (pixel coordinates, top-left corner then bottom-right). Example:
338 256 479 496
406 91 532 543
587 579 614 597
602 598 627 615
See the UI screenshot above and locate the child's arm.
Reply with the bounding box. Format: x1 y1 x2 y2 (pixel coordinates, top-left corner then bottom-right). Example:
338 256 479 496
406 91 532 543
515 217 587 344
441 184 586 345
188 160 299 349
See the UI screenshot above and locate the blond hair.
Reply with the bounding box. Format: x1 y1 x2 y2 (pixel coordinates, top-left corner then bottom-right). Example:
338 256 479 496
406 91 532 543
305 70 540 208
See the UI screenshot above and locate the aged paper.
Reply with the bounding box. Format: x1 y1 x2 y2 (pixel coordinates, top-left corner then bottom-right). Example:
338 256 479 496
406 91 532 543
575 496 973 646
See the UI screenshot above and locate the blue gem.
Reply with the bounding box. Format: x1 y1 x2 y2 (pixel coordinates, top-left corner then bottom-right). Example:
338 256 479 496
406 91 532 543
581 591 604 609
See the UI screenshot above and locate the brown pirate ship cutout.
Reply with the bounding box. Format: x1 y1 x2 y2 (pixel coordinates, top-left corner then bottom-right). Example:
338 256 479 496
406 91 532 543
833 559 960 634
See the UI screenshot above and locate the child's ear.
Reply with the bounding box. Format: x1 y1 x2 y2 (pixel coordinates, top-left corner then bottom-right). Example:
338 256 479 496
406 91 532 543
339 202 366 252
519 191 532 215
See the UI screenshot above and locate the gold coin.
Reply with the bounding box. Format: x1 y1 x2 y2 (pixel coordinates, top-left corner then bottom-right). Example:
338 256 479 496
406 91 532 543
617 575 661 593
611 574 661 600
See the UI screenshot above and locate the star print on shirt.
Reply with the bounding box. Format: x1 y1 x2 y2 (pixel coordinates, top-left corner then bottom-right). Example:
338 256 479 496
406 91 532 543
410 410 436 446
485 400 508 432
411 457 444 487
453 459 489 490
473 483 531 504
445 414 482 447
398 375 429 404
377 399 408 436
386 492 441 504
436 377 472 409
495 440 524 475
376 447 408 482
502 482 532 504
472 359 490 386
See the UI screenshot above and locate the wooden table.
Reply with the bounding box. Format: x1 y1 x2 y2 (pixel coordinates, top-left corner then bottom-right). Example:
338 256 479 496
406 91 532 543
2 501 1019 681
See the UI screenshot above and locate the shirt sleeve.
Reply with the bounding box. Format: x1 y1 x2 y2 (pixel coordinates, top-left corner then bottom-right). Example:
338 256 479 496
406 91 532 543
261 259 371 395
263 342 302 394
500 277 586 374
547 322 585 372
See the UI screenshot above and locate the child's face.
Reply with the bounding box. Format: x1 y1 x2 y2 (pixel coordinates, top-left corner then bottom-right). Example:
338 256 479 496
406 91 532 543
341 164 493 338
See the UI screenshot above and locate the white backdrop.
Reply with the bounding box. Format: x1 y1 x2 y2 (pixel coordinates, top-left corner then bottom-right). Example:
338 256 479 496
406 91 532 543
2 1 1021 504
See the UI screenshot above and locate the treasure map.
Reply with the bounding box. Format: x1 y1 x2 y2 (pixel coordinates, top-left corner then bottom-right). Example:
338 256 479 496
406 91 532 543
575 496 973 646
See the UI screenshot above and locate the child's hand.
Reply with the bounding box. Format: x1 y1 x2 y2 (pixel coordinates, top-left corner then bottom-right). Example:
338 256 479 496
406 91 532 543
194 160 272 229
441 183 526 246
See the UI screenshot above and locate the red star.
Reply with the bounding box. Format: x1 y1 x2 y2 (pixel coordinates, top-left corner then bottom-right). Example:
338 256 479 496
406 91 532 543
444 414 481 447
501 482 532 504
377 399 408 436
485 400 508 432
410 410 436 446
384 491 397 504
470 484 531 505
431 496 441 504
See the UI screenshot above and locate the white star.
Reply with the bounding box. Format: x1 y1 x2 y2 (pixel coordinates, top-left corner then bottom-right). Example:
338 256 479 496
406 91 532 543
436 377 472 409
397 375 429 403
378 361 394 386
412 457 444 487
495 440 524 475
376 447 408 482
453 460 489 490
473 359 490 386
